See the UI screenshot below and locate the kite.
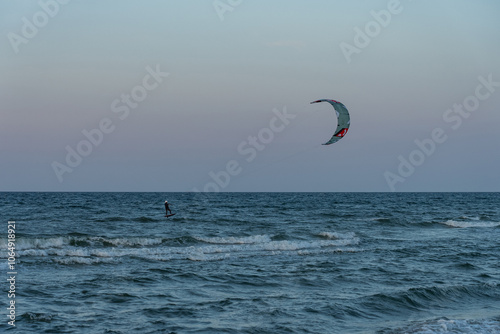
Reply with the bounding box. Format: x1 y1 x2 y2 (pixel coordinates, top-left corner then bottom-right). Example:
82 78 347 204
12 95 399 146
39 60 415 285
310 99 350 145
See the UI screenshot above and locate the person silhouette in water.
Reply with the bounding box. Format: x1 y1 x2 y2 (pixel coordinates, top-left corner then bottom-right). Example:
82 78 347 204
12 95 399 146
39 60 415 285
165 201 172 215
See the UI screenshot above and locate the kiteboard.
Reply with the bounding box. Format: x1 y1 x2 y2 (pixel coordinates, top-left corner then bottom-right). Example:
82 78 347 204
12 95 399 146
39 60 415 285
165 213 176 218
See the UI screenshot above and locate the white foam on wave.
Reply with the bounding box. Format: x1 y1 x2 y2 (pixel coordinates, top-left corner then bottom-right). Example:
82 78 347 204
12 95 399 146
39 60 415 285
91 237 163 247
176 237 360 261
440 220 500 228
401 317 500 334
16 237 67 250
195 234 272 244
460 215 480 221
0 237 68 256
20 248 119 258
318 231 356 240
54 257 116 265
0 236 164 253
175 233 359 261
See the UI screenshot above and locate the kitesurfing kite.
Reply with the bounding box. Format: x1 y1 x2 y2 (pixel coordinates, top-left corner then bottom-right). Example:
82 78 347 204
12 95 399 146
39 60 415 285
310 99 350 145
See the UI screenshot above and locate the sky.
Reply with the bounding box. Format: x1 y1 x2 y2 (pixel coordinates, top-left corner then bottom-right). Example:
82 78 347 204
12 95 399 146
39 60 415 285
1 0 499 192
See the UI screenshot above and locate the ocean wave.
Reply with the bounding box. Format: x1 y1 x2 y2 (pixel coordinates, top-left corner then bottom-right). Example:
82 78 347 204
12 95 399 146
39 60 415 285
318 231 356 240
95 216 126 222
371 217 393 223
174 237 359 261
298 247 361 256
93 236 163 247
10 232 360 264
14 237 67 250
368 217 405 226
440 220 500 228
94 216 160 223
0 236 164 252
21 312 54 322
459 215 481 221
132 216 158 223
385 317 500 334
53 257 116 265
195 234 272 244
361 284 499 318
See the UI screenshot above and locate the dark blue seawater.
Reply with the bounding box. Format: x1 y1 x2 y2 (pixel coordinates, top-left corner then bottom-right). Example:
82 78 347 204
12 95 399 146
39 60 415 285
1 192 499 333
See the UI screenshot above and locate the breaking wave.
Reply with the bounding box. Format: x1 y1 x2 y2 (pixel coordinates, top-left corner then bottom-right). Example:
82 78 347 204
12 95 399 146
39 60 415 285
318 231 356 240
384 317 500 334
0 236 164 252
194 234 272 244
6 232 360 264
440 220 500 228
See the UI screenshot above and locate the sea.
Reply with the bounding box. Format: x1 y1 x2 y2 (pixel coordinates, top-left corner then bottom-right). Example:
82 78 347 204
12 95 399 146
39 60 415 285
1 192 499 333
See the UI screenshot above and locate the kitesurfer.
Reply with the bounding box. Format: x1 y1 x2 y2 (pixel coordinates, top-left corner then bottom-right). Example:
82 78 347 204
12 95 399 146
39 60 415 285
165 201 172 215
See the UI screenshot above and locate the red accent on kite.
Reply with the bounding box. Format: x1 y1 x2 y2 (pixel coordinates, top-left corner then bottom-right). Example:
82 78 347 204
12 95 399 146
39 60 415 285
335 128 349 137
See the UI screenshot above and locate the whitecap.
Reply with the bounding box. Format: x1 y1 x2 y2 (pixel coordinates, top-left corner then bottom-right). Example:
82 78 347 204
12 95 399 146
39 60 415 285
318 231 356 240
397 317 500 334
96 237 163 247
53 257 115 265
195 234 272 244
441 220 500 228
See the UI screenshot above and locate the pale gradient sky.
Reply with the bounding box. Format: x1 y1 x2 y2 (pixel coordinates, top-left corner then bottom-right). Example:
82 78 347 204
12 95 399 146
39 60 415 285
1 0 499 191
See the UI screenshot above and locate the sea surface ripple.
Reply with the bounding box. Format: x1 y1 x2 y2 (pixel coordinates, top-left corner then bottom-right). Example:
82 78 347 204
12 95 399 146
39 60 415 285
1 192 499 333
